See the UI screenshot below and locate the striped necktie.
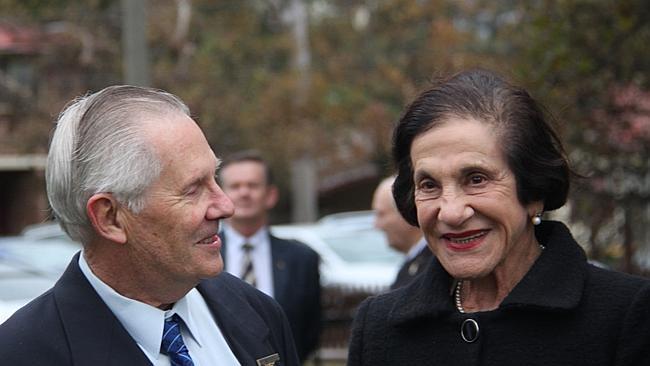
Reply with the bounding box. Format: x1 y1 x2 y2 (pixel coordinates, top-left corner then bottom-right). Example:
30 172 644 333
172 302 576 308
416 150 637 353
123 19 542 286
241 242 256 287
161 314 194 366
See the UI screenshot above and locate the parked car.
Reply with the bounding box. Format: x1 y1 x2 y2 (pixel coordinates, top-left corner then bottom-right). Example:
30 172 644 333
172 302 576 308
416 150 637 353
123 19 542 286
271 210 402 292
0 223 80 323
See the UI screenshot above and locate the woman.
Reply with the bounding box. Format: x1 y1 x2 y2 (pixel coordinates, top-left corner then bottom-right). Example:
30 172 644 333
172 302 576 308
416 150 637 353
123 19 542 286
348 69 650 365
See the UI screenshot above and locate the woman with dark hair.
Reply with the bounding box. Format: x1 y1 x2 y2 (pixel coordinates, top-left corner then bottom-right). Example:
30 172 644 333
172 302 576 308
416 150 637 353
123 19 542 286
348 69 650 365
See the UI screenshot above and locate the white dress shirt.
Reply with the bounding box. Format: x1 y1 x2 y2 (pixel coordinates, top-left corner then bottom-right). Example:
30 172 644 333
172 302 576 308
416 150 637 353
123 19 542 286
222 224 275 298
405 237 428 262
78 252 241 366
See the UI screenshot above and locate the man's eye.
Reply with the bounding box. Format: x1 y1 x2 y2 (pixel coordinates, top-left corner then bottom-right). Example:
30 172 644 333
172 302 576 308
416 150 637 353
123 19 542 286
185 185 199 196
468 174 487 185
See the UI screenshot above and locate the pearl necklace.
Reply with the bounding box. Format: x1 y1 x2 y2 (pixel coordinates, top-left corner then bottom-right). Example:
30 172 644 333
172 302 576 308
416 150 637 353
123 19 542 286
454 280 467 313
454 244 545 313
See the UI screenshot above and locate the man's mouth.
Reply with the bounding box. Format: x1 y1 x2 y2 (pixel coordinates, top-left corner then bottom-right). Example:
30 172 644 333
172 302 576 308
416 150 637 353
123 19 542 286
197 234 219 244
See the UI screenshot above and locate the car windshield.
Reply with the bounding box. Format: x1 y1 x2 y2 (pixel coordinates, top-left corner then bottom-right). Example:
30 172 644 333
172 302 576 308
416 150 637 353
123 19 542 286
0 241 77 305
0 241 78 276
313 226 401 264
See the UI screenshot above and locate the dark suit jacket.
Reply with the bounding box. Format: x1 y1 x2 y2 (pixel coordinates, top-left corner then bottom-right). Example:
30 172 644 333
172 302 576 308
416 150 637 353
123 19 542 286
348 221 650 365
390 243 433 290
221 232 321 362
0 252 299 366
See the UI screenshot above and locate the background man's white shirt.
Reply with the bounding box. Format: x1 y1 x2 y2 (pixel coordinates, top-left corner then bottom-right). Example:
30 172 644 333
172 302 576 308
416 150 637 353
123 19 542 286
223 224 275 297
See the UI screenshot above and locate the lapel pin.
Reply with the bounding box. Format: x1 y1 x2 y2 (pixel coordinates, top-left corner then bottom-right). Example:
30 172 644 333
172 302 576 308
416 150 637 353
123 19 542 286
275 260 286 270
256 353 280 366
408 262 419 276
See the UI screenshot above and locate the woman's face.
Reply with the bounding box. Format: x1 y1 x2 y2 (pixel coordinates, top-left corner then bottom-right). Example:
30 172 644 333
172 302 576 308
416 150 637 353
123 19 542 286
410 117 541 280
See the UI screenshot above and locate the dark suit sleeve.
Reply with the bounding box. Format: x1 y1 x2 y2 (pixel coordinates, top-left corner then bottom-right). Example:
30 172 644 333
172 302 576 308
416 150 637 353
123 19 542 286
302 248 322 360
347 297 371 366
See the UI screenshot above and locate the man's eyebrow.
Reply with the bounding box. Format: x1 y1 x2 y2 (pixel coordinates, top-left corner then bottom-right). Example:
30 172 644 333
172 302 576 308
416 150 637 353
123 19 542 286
215 159 222 171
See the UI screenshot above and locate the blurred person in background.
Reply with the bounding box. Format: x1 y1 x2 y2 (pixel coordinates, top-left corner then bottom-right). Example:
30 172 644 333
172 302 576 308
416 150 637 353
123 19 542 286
348 69 650 365
0 86 299 366
219 151 321 363
372 175 432 290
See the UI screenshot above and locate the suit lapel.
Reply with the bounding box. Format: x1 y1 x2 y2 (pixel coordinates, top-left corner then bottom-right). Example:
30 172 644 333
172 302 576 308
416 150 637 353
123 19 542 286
219 232 228 267
269 235 290 306
223 230 290 306
54 253 152 366
198 276 275 365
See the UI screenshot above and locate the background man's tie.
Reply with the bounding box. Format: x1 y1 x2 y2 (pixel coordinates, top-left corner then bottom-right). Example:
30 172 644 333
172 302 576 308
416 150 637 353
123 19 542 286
241 242 256 287
161 314 195 366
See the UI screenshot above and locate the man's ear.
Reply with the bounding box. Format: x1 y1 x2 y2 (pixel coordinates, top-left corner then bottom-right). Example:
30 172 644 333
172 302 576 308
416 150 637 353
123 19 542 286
265 185 279 210
87 193 127 244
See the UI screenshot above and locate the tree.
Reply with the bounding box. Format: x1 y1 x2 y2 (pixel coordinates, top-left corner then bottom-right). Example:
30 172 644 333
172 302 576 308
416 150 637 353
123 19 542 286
504 0 650 272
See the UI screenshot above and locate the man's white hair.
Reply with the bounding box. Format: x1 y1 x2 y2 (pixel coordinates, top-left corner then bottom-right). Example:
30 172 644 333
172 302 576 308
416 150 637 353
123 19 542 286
46 85 190 243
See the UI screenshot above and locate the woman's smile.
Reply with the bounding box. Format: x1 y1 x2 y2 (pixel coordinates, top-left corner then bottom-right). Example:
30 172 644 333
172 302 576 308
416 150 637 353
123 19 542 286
442 229 489 251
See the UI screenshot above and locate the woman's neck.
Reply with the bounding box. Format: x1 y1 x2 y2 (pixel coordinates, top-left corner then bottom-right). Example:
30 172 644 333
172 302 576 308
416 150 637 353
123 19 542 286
459 241 543 312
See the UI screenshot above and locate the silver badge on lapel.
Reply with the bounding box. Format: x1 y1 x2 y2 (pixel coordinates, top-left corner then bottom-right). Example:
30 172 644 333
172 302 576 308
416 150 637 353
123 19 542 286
408 262 419 276
275 260 286 270
256 353 280 366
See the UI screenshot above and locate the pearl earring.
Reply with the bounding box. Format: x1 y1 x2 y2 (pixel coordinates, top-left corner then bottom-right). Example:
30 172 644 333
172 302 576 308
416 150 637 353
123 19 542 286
532 213 542 226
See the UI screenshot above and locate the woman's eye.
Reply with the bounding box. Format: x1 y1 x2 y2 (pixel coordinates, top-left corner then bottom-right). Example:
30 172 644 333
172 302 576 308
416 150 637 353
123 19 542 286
418 180 437 191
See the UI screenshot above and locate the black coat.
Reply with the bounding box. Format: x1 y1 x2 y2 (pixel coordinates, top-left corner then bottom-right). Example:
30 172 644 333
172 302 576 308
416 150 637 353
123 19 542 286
390 243 433 290
221 232 322 362
348 221 650 365
0 252 300 366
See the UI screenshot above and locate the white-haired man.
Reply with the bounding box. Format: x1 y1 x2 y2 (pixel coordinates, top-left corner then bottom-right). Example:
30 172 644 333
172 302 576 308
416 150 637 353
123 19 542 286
0 86 299 366
373 176 432 289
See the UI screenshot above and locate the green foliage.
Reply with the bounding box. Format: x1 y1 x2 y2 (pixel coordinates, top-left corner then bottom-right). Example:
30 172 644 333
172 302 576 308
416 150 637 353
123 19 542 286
504 0 650 270
2 0 648 269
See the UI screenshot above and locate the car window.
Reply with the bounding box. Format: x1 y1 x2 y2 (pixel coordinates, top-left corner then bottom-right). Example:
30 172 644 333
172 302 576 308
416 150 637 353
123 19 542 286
0 242 78 273
315 227 401 264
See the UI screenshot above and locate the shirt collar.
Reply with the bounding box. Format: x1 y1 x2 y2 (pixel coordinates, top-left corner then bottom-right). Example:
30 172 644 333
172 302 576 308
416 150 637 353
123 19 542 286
405 237 427 261
223 224 269 250
387 221 588 326
78 253 205 359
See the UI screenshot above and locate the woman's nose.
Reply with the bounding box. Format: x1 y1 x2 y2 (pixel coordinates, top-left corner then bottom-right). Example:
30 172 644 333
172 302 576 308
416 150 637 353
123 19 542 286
437 192 473 227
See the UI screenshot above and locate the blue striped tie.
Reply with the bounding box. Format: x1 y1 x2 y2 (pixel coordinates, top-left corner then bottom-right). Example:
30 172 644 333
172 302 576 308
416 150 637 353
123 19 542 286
161 314 195 366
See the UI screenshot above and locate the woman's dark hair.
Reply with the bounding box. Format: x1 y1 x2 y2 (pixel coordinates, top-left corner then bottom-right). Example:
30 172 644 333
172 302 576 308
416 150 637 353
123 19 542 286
392 69 570 226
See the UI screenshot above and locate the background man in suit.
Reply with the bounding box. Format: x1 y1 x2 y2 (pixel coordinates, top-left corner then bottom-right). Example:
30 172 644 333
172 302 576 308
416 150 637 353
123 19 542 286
0 86 299 366
373 176 432 290
219 151 321 363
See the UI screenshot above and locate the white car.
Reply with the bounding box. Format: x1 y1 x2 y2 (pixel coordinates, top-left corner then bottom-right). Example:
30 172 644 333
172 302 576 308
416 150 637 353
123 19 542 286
0 223 80 324
271 211 402 292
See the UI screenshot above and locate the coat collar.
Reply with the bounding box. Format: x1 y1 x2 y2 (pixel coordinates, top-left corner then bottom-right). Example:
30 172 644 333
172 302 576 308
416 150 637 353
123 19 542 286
54 252 152 366
220 230 292 306
388 221 588 326
197 275 274 365
54 253 275 366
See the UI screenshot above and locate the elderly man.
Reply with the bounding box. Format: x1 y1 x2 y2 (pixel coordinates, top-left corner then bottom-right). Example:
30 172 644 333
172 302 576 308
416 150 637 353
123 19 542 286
0 86 298 366
218 151 321 363
372 176 432 290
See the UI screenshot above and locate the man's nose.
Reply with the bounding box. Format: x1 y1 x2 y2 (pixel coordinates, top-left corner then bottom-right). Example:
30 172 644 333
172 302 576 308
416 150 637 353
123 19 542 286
207 182 234 219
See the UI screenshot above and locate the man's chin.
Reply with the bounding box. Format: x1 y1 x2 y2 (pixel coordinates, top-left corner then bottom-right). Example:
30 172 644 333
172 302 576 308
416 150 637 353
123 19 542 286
199 265 224 280
197 256 224 278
